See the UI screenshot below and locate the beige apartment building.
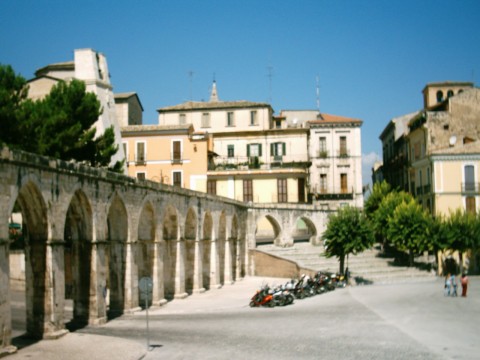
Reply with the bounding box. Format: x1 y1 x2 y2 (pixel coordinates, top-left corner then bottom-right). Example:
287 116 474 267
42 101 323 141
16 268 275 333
307 113 364 210
157 83 310 204
121 124 211 192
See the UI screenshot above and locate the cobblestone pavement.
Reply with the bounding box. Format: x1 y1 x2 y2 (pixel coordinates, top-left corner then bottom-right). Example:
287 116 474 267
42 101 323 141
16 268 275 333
6 276 479 360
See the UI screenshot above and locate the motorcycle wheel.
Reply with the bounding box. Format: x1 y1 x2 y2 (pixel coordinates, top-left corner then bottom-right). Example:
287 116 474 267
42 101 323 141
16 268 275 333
268 300 275 307
249 301 256 307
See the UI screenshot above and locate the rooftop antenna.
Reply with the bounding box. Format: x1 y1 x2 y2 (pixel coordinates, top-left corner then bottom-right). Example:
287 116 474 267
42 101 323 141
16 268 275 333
267 65 274 104
188 70 194 100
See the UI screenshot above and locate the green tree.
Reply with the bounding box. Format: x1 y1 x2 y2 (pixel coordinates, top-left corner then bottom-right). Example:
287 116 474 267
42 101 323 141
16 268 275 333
322 206 375 273
386 199 433 266
0 65 123 172
373 190 414 246
364 180 392 219
443 209 479 273
0 64 29 146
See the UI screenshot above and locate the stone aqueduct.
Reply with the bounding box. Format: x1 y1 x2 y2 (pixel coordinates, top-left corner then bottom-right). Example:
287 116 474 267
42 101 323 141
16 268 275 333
0 147 330 352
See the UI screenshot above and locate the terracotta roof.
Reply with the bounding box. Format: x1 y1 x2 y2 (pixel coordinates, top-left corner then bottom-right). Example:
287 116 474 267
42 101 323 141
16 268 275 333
308 113 362 125
157 100 271 112
121 124 193 134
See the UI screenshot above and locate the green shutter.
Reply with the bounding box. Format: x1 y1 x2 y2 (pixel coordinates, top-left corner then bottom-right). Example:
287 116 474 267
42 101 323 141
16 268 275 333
270 143 274 156
247 144 250 157
282 142 286 155
258 144 262 156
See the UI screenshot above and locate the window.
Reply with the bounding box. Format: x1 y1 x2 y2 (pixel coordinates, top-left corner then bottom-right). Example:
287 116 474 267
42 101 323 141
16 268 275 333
227 145 235 158
136 142 146 164
447 90 454 98
243 179 253 202
320 174 327 193
136 172 146 180
277 179 287 203
464 165 475 191
247 144 262 157
172 140 182 163
201 113 211 128
340 173 348 193
298 178 305 203
173 171 182 187
319 137 327 157
339 136 347 157
227 112 235 127
179 113 186 125
436 90 444 103
250 111 258 126
275 120 282 129
271 142 286 160
207 180 217 195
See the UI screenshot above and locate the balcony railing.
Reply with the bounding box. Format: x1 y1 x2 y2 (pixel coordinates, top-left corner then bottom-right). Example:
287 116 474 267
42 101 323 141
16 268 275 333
171 153 183 164
311 186 353 200
135 156 146 165
211 156 311 171
462 182 480 193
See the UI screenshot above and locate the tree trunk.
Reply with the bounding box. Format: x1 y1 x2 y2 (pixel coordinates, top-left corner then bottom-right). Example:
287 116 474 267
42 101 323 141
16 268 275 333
409 249 414 267
339 254 345 274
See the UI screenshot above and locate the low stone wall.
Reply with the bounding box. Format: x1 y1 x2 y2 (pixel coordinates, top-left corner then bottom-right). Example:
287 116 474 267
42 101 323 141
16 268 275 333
249 249 315 278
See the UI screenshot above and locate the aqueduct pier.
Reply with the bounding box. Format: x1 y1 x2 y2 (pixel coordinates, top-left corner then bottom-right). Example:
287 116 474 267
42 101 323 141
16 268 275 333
0 146 330 354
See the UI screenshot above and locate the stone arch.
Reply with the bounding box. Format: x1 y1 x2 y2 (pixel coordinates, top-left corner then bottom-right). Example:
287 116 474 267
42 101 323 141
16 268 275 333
184 207 197 294
162 204 178 300
218 211 227 285
255 213 282 246
292 216 318 245
64 188 93 328
137 200 156 307
11 180 48 339
106 193 128 318
201 211 213 290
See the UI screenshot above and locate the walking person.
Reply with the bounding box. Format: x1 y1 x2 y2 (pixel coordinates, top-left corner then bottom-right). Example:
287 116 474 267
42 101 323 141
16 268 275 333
461 273 469 297
450 273 458 297
444 273 451 296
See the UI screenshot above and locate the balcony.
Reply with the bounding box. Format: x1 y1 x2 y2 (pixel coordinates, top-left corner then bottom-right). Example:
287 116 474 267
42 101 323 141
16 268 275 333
311 186 353 200
211 156 311 172
462 182 480 193
171 153 183 164
135 156 146 165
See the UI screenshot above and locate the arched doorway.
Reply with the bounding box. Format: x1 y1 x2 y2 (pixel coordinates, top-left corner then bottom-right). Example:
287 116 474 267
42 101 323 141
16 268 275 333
106 195 128 319
9 181 48 342
255 215 281 246
64 189 93 329
292 217 317 244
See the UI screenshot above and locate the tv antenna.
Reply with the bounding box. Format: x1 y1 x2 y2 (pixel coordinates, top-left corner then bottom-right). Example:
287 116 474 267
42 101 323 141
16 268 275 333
188 70 194 100
267 65 274 104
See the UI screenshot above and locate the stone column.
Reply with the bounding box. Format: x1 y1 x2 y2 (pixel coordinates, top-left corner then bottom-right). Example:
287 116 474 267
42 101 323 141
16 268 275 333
174 237 188 299
193 237 205 293
42 240 68 339
224 237 234 285
209 228 221 289
0 235 16 356
235 238 243 281
152 239 166 306
88 240 108 325
123 241 141 313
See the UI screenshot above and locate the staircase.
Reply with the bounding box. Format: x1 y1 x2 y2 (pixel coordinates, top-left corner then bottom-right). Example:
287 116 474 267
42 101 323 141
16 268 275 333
256 242 437 284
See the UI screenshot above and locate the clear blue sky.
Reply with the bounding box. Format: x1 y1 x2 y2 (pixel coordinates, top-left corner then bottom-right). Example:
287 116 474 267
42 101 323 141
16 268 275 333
2 0 479 186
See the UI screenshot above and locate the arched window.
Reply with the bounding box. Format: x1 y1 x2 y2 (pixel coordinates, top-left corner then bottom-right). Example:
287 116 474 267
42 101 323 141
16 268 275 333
447 90 454 98
436 90 444 103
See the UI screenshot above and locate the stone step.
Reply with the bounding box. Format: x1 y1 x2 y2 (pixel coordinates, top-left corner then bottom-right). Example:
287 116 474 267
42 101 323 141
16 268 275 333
256 243 436 284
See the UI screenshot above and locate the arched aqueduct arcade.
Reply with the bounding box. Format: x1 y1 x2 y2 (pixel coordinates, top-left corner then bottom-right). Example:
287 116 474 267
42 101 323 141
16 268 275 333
0 147 330 354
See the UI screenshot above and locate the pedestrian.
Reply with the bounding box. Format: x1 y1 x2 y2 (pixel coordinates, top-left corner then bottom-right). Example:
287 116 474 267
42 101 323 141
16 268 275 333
450 273 458 297
461 273 469 297
444 273 451 296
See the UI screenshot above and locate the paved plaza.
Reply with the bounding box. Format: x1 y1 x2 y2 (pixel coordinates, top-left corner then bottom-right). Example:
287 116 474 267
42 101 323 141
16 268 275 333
7 276 479 360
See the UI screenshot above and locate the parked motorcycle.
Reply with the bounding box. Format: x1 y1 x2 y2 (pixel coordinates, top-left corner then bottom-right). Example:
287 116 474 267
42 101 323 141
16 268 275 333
249 285 275 307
